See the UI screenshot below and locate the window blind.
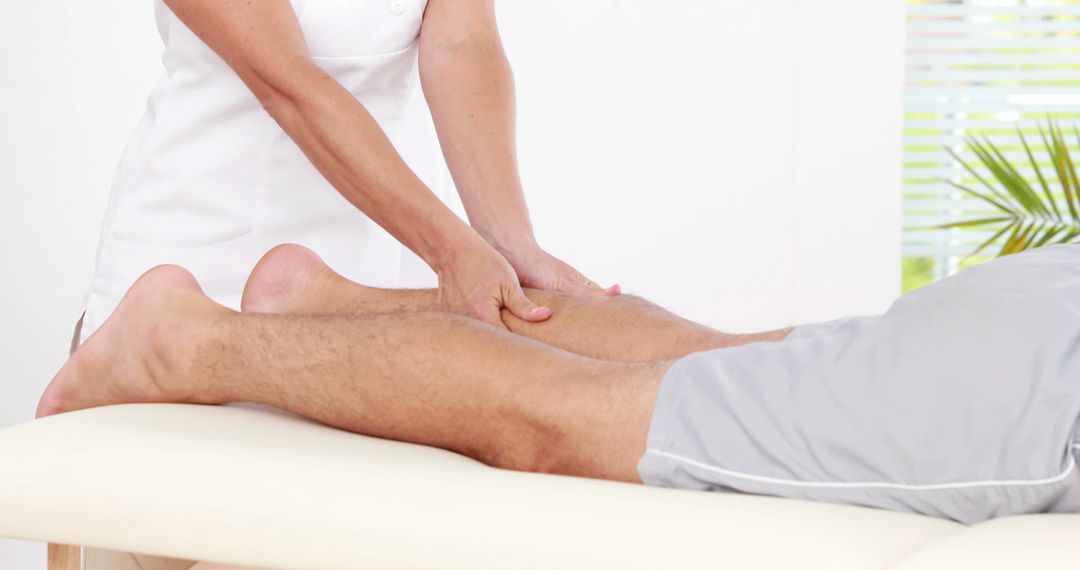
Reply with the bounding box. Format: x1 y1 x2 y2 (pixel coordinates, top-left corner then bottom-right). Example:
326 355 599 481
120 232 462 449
903 0 1080 260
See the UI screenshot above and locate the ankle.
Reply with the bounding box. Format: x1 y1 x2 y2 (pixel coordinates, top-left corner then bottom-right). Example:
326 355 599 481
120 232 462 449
145 302 231 405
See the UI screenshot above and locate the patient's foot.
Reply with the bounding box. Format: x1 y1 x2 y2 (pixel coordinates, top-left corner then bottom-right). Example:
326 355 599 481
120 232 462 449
242 244 430 315
36 266 223 418
241 244 356 314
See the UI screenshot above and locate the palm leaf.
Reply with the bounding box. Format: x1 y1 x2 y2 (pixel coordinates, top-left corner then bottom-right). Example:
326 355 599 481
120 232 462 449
941 180 1014 214
945 146 1021 212
1055 121 1080 222
1018 125 1059 220
971 221 1018 257
932 118 1080 257
935 216 1013 229
999 221 1030 256
1055 229 1080 245
972 136 1046 216
1032 224 1065 248
1045 121 1080 222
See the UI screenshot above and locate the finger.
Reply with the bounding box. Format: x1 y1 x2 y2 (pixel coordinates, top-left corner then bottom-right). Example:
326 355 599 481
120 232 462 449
551 270 607 297
571 274 620 297
575 276 608 296
506 287 552 322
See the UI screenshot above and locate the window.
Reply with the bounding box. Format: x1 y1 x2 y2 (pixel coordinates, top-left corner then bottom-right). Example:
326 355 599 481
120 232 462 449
903 0 1080 291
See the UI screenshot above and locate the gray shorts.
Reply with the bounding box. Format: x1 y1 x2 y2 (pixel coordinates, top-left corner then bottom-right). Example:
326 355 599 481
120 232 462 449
638 244 1080 524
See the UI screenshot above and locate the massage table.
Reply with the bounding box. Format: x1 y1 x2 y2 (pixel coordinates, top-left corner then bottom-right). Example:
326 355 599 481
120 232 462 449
2 404 1079 569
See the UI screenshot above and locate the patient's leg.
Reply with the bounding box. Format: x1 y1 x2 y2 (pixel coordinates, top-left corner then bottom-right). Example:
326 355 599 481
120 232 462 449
39 266 664 483
242 244 791 362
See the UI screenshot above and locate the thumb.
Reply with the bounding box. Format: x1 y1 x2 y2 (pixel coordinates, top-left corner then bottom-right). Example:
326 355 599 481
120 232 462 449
505 286 552 323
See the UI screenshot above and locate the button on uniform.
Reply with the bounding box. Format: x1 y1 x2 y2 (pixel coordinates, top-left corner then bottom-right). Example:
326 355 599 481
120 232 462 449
390 0 406 16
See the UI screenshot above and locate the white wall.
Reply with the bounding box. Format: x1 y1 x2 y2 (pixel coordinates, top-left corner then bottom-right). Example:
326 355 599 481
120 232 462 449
501 0 904 329
0 1 903 566
0 3 164 566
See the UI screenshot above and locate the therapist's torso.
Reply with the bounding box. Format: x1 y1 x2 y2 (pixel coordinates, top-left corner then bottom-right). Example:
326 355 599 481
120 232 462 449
80 0 449 341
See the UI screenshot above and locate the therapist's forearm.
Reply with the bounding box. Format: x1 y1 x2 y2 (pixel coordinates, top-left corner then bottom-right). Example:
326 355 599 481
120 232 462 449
261 60 479 270
420 34 538 255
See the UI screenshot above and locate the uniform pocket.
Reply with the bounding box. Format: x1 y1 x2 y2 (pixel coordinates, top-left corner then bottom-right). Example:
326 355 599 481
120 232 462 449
296 0 426 58
107 74 274 252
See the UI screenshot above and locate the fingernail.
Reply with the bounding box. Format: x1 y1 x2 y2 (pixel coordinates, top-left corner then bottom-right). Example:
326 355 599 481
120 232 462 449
531 307 552 319
605 284 622 296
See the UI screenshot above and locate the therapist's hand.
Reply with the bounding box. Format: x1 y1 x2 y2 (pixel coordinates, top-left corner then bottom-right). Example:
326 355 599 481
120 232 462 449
501 244 621 297
437 240 552 329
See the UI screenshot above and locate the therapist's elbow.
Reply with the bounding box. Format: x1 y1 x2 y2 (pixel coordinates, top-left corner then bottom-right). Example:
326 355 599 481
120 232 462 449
246 55 322 126
257 87 301 126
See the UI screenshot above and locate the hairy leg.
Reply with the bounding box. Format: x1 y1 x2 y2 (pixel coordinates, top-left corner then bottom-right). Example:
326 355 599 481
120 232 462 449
242 244 792 362
39 266 665 482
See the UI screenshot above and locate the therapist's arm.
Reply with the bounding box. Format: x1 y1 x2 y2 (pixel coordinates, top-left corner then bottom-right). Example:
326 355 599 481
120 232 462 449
419 0 618 296
163 0 550 328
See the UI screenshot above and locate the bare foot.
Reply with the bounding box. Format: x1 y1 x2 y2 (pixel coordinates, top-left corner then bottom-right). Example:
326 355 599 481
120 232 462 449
36 265 222 418
241 244 353 315
242 244 426 315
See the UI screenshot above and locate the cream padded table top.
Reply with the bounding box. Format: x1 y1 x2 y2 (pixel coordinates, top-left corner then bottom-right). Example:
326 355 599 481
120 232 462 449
0 404 1077 569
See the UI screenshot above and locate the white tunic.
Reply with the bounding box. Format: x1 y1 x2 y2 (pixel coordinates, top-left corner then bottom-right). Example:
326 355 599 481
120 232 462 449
80 0 448 341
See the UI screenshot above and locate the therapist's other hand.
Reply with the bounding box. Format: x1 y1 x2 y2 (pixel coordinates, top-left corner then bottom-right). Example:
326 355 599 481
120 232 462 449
502 244 620 297
437 240 552 329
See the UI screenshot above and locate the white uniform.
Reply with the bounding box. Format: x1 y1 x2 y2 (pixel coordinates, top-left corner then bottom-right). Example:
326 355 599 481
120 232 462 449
80 0 447 342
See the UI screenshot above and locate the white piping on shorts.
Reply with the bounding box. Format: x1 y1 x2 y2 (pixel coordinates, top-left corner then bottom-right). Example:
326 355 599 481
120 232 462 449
644 449 1077 491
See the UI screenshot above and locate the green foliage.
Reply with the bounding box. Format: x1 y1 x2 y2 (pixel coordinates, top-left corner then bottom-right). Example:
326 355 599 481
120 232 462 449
902 257 935 293
938 119 1080 257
